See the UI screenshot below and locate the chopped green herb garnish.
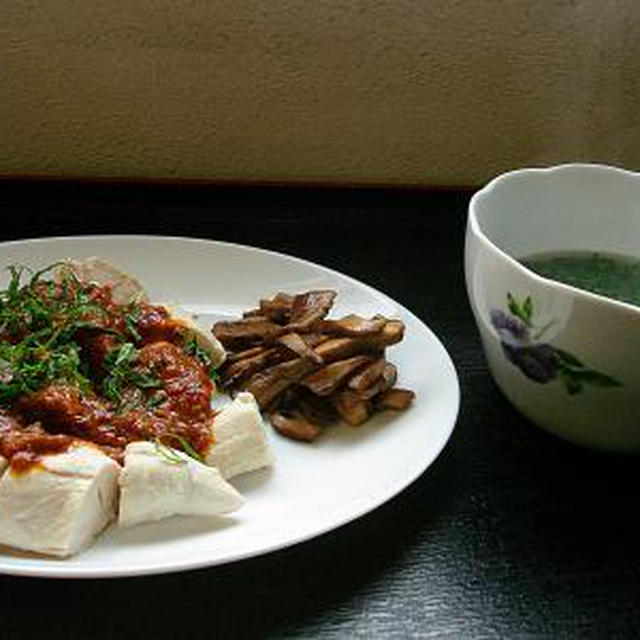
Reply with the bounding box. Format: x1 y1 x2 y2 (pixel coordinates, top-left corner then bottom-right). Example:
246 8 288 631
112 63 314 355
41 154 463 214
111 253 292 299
0 263 112 403
101 342 162 411
154 432 204 463
184 337 219 381
146 390 167 410
123 305 143 342
0 340 91 404
153 438 187 465
1 262 212 472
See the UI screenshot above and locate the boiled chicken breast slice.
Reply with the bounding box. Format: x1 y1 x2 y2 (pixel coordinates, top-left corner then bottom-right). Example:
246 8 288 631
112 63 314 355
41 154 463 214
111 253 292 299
206 392 274 479
0 444 119 557
118 441 244 528
54 257 148 305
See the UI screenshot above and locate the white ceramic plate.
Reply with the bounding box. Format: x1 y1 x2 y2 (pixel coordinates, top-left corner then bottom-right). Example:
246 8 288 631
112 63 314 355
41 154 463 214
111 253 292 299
0 235 459 578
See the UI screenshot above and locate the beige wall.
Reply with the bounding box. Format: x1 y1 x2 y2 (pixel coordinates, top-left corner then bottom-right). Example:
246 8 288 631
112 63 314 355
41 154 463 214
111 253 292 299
2 1 640 186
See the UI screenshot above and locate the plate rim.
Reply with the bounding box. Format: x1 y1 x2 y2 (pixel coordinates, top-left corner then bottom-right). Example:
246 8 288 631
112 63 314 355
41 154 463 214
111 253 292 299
0 234 460 579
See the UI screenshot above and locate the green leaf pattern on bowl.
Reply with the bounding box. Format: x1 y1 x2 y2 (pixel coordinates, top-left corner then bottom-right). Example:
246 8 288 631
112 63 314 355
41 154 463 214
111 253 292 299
490 293 621 395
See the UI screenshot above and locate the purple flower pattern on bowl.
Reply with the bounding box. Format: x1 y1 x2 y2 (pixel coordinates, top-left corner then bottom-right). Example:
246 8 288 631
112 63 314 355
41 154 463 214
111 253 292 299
490 293 621 395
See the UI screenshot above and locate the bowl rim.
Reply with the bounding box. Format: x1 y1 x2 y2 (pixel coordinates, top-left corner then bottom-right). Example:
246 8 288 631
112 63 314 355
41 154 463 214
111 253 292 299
467 163 640 316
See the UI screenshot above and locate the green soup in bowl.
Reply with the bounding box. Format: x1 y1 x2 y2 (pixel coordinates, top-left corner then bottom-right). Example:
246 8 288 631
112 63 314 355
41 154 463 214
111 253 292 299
466 164 640 452
522 251 640 309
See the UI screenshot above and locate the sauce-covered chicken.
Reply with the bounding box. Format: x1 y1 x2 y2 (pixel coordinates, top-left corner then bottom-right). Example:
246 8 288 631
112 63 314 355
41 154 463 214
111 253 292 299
0 262 220 471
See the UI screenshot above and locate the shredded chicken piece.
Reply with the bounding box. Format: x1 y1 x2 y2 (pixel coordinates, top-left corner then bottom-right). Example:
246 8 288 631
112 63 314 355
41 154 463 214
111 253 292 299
244 357 318 409
259 293 295 323
269 411 321 442
277 333 324 364
375 388 415 411
330 391 371 426
315 314 387 337
213 317 285 348
286 290 337 332
353 363 398 400
301 355 372 396
347 357 388 392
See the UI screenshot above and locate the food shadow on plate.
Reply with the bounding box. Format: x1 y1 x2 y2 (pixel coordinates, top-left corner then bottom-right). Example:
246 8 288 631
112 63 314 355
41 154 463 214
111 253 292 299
0 544 70 561
107 468 274 548
107 512 242 547
228 465 273 494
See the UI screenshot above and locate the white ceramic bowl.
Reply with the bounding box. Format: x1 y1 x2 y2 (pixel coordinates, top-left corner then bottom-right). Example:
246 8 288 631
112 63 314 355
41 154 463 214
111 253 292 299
466 164 640 452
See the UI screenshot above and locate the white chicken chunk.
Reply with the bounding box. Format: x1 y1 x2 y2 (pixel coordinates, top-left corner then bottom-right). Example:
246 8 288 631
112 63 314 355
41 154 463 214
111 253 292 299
164 303 227 368
206 392 274 479
0 444 119 557
55 257 148 305
118 441 244 528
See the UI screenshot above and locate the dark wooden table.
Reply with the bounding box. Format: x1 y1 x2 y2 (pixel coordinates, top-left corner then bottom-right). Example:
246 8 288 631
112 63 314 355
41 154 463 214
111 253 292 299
0 181 638 638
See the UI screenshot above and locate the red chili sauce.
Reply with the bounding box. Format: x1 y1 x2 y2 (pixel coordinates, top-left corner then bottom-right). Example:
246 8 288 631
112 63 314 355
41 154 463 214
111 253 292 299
0 280 216 472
